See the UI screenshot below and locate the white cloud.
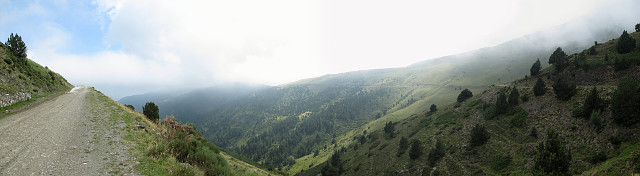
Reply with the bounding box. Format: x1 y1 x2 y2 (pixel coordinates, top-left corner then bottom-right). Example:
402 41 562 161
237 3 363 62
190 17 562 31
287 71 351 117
20 0 640 99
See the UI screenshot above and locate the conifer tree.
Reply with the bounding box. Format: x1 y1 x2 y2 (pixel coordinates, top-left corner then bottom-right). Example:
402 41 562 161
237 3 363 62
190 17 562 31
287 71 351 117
430 104 437 113
534 130 571 175
549 47 568 72
5 33 27 58
552 77 576 101
611 76 640 125
616 30 636 54
508 86 520 106
495 90 508 115
530 59 542 76
409 139 423 160
582 87 604 118
533 78 546 96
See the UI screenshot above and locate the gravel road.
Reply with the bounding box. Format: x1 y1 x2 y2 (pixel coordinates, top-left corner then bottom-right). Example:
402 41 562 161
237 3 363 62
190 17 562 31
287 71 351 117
0 86 137 175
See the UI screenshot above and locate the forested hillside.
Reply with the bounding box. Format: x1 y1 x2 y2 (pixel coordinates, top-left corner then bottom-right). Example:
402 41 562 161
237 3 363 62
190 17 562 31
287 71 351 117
304 28 640 175
120 17 633 173
192 20 626 172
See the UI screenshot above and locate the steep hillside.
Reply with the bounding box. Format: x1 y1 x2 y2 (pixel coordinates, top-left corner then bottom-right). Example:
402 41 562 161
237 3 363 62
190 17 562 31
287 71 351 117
0 39 72 111
303 29 640 175
120 18 630 172
90 87 273 175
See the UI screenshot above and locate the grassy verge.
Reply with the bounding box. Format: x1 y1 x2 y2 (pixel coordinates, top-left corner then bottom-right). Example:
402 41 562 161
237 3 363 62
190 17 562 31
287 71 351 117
87 87 272 176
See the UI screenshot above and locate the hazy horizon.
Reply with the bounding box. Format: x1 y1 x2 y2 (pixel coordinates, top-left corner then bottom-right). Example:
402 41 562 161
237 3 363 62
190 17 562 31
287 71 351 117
2 0 639 99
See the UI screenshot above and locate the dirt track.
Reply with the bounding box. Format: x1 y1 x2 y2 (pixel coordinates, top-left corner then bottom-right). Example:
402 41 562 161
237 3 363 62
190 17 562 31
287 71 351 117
0 86 136 175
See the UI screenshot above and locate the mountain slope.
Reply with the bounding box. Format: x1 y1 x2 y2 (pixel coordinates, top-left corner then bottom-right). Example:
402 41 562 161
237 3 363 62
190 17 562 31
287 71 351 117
307 28 640 175
120 17 632 172
119 83 270 123
0 45 72 110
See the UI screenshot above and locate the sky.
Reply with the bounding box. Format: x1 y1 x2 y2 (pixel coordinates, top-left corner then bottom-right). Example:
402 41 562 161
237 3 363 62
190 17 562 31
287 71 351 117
1 0 638 99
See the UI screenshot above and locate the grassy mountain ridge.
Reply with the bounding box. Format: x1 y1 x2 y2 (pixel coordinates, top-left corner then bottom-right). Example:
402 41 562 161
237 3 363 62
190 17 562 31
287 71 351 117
117 18 631 173
0 46 71 96
0 44 72 114
304 29 640 175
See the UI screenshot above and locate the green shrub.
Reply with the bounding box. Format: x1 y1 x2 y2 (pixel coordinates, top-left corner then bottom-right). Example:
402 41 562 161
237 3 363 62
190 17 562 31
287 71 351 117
427 140 445 166
508 86 520 106
510 110 527 128
397 137 409 157
125 104 135 110
146 142 167 158
409 139 423 160
143 102 159 122
534 130 571 175
469 124 490 148
616 30 636 54
530 127 538 138
611 76 640 125
192 146 231 176
571 106 585 118
552 77 576 101
521 93 530 102
3 58 11 65
614 56 632 71
490 153 512 171
171 163 196 176
582 87 604 113
430 104 437 113
589 150 607 165
457 89 473 102
590 110 604 133
533 78 546 96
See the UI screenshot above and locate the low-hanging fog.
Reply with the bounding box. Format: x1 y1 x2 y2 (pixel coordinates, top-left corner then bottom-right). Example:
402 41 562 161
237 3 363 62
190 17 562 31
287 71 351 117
1 0 639 99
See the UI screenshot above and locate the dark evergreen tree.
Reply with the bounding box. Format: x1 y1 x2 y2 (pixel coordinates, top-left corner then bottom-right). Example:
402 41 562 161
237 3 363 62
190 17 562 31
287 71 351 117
548 47 568 72
495 90 508 115
383 121 395 138
321 152 344 176
470 124 490 147
611 76 640 125
533 78 546 96
636 23 640 32
457 89 473 102
408 139 423 160
143 102 160 122
397 137 409 157
430 104 437 113
588 45 597 55
582 87 604 118
534 130 571 175
427 140 445 167
616 30 636 54
530 59 542 76
5 33 27 58
508 86 520 106
552 77 576 101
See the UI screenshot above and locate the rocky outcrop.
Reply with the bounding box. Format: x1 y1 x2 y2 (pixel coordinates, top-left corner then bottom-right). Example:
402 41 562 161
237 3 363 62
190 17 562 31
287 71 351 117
0 92 31 108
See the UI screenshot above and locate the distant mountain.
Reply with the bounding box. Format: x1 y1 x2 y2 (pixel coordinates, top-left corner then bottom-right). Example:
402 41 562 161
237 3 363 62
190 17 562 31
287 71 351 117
118 14 637 173
118 82 270 123
304 29 640 176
